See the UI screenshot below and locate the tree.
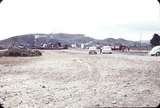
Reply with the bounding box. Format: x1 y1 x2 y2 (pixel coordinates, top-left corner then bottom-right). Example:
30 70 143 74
150 33 160 47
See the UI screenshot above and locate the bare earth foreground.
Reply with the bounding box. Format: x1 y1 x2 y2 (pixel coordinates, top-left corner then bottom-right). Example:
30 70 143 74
0 49 160 108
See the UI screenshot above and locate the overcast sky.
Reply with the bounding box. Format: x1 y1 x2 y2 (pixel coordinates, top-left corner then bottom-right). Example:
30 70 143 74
0 0 160 41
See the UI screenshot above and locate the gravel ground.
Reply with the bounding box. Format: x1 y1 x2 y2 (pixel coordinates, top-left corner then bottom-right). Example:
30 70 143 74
0 49 160 108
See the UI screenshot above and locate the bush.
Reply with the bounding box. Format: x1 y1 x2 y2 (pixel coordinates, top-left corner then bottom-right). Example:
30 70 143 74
0 46 5 50
3 47 42 57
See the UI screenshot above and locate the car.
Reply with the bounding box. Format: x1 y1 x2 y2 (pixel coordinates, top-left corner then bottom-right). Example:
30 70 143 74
101 46 112 54
148 45 160 56
88 46 97 54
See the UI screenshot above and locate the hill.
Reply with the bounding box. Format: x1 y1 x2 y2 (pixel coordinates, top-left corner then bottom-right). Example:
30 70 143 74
0 34 35 48
0 33 149 48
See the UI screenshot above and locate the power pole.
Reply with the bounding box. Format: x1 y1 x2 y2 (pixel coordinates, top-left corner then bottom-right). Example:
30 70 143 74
139 33 142 49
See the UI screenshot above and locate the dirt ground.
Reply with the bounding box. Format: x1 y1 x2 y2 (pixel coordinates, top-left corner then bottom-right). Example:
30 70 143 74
0 49 160 108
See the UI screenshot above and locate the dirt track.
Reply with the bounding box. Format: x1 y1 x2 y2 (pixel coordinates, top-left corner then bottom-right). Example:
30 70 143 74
0 49 160 108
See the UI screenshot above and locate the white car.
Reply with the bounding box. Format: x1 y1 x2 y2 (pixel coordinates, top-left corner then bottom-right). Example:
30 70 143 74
101 46 112 54
149 46 160 56
88 46 97 54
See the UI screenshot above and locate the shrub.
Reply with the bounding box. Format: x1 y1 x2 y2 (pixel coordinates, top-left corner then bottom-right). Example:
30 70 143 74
3 47 42 57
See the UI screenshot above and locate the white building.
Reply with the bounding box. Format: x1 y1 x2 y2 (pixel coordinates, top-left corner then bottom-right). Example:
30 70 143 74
71 43 77 48
81 43 85 49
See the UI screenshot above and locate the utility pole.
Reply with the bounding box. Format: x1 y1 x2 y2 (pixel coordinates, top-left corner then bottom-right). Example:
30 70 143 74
139 33 142 49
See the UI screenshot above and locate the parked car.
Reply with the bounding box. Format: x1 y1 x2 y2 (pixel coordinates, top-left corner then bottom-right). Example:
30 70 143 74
149 46 160 56
88 46 97 54
101 46 112 54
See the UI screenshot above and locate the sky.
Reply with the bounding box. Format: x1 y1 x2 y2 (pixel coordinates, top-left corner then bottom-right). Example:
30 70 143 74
0 0 160 41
